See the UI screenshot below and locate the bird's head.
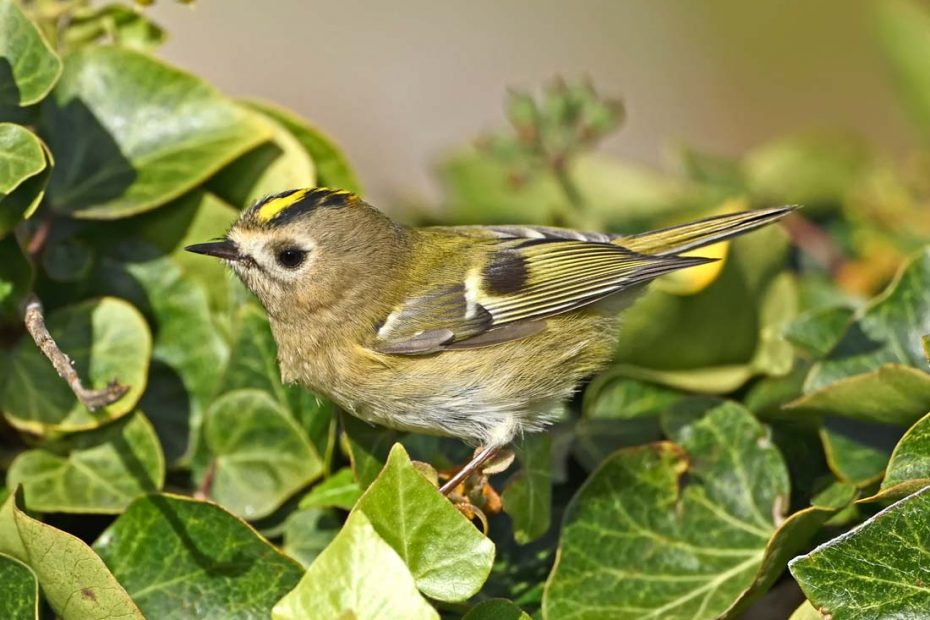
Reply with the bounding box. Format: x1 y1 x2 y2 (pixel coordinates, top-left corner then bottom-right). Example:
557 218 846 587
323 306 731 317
185 188 405 321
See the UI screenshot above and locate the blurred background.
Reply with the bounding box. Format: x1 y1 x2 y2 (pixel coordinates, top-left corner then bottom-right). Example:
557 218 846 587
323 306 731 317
149 0 909 207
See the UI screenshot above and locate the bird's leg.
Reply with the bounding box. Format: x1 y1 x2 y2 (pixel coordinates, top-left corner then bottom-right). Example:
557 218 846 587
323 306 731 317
439 445 500 495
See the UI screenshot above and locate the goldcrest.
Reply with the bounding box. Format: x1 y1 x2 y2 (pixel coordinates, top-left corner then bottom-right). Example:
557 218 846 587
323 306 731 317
186 188 792 492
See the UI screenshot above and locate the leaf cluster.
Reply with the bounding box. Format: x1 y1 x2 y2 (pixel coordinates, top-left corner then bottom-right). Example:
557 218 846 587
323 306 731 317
2 1 930 619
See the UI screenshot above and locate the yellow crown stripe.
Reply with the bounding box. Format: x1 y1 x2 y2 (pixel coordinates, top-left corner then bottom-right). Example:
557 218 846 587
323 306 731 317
255 189 312 222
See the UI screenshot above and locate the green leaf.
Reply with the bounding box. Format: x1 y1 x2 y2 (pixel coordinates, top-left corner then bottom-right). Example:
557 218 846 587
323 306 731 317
872 410 930 499
785 305 855 359
0 123 49 236
544 401 839 620
0 554 38 620
790 485 930 619
744 132 870 211
209 106 315 208
0 0 62 106
247 99 362 193
804 247 930 392
0 488 143 619
94 493 303 620
204 389 323 520
607 226 794 393
502 434 551 544
282 507 341 567
0 123 45 194
7 411 164 513
463 599 531 620
876 0 930 140
820 426 889 487
0 234 31 321
299 467 362 510
354 444 495 602
120 191 239 315
272 511 438 620
788 364 930 425
1 297 151 434
41 46 270 218
582 374 685 420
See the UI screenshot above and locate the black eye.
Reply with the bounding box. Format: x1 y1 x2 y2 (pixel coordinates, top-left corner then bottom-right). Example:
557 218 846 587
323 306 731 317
276 248 306 269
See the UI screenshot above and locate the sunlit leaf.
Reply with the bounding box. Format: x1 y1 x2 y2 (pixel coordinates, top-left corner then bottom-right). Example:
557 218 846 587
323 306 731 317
355 444 495 602
94 494 303 620
246 100 362 193
42 46 270 218
463 599 531 620
1 297 151 434
544 401 850 619
8 411 164 513
0 488 143 619
790 485 930 620
0 0 61 106
0 123 50 236
273 511 438 620
209 106 315 208
204 389 323 520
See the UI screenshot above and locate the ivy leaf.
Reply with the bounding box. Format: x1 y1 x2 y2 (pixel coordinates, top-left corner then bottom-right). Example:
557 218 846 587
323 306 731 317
790 485 930 619
94 494 303 620
862 410 930 501
209 106 315 208
462 599 531 620
820 426 890 487
1 297 151 434
272 511 438 620
0 0 62 106
544 401 851 619
789 364 930 425
282 507 341 567
0 488 143 619
0 123 51 236
354 444 495 602
204 389 323 520
299 467 362 511
7 411 164 513
502 434 552 544
247 99 362 193
41 46 269 218
785 305 856 359
0 554 38 620
808 247 930 385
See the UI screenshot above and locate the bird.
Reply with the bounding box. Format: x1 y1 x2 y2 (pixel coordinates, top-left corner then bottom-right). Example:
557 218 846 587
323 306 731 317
186 188 792 494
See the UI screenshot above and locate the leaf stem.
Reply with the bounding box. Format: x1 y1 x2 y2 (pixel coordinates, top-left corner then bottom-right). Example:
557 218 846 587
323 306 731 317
23 294 129 411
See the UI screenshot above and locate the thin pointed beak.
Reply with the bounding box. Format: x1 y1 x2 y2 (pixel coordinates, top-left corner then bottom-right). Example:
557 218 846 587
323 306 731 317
184 239 242 260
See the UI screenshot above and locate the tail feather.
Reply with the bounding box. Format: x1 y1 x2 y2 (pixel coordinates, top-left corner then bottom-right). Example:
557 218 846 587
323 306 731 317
615 206 796 256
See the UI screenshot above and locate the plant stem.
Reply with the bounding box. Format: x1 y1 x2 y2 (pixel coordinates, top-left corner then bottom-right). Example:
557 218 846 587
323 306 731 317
23 294 129 411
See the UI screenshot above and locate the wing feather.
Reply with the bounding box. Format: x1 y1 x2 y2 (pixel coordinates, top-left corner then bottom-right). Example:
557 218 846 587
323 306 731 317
372 237 713 355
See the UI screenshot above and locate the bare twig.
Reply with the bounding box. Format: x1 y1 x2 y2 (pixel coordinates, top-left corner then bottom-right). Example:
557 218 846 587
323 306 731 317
23 294 129 411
